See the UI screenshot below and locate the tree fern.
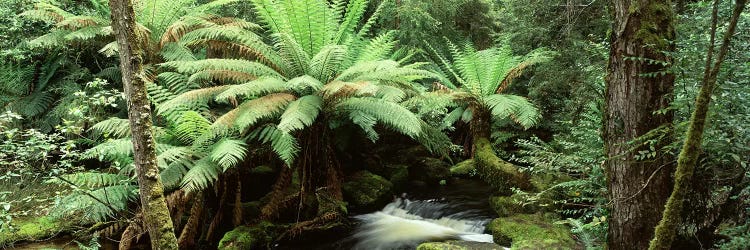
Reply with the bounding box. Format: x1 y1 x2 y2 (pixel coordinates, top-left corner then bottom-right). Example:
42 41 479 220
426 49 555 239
208 138 248 171
90 117 132 139
485 94 541 129
337 97 422 138
248 124 299 166
277 95 323 133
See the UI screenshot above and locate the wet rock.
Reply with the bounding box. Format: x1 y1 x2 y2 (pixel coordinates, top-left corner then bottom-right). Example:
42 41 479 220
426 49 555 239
417 241 507 250
0 216 68 246
488 213 577 250
342 171 393 210
411 157 451 185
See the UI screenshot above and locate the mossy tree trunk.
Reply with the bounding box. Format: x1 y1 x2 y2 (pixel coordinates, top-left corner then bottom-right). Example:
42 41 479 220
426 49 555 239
108 0 179 249
649 1 747 249
604 1 675 249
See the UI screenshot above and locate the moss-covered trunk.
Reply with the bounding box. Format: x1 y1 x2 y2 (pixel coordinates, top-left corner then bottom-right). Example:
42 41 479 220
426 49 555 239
649 1 747 249
605 1 676 249
108 0 178 249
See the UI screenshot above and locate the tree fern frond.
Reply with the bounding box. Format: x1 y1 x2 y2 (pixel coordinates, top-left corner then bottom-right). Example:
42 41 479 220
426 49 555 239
56 15 106 30
274 33 311 77
50 173 132 189
277 95 323 133
160 42 197 62
334 0 368 45
20 3 74 23
337 97 422 138
160 59 283 80
355 31 396 63
174 111 211 144
179 27 284 70
310 45 347 82
157 85 230 113
213 93 296 132
287 75 324 95
248 124 299 166
484 94 541 129
8 91 55 118
348 110 379 141
209 138 248 171
214 77 289 103
188 69 258 87
442 106 465 129
280 0 329 55
90 117 131 139
157 72 195 95
51 184 137 223
83 138 133 164
181 158 221 193
250 0 291 35
375 85 407 102
416 120 452 156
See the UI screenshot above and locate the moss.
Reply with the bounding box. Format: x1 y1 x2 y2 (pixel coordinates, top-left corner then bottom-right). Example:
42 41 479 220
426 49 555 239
342 171 393 209
388 165 409 190
218 221 275 250
412 157 452 185
490 195 528 217
450 159 476 176
417 242 467 250
473 138 530 194
488 213 576 250
631 1 675 50
417 241 506 250
0 216 67 246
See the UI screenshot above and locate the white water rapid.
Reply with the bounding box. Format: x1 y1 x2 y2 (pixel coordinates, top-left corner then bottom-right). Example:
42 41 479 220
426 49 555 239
351 197 496 250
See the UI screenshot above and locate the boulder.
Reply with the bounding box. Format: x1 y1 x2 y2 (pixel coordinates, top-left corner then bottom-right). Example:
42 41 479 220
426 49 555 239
342 171 393 210
417 241 507 250
411 157 452 185
218 221 275 250
450 159 476 177
488 213 577 250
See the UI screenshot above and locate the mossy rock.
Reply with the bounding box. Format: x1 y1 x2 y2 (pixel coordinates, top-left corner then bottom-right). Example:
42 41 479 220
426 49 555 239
0 216 67 246
490 195 529 217
473 138 531 194
417 241 506 250
411 157 452 185
488 213 577 250
387 164 409 190
450 159 476 177
218 221 275 250
342 171 393 210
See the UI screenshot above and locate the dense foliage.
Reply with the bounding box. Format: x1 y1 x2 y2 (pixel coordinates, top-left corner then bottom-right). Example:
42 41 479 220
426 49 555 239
0 0 748 249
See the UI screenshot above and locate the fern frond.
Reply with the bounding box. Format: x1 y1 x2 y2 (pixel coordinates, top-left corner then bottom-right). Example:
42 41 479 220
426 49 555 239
157 72 195 95
274 33 311 77
484 94 541 129
337 97 422 138
310 45 347 82
214 77 289 103
90 117 131 139
248 124 299 165
157 85 230 113
160 59 283 80
287 75 324 95
209 138 248 171
51 173 132 189
174 111 211 144
213 93 296 132
277 95 323 133
334 0 368 45
160 42 197 62
355 31 396 63
181 158 221 193
179 27 284 70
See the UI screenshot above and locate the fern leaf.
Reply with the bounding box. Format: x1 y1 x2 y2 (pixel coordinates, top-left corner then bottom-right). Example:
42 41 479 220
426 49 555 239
209 138 248 171
336 97 421 138
277 95 323 133
248 124 299 166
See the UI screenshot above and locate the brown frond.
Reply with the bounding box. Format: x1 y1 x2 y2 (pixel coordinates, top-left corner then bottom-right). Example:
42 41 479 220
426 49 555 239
203 40 282 72
96 221 127 238
56 17 101 31
119 215 145 250
178 192 205 249
321 81 372 99
496 61 533 94
213 93 296 128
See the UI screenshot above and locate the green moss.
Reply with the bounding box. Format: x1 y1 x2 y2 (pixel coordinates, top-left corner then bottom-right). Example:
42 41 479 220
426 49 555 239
388 165 409 190
417 242 467 250
218 221 275 250
488 213 576 250
473 138 530 194
631 1 675 50
413 157 452 184
417 241 506 250
490 195 526 217
450 159 476 176
0 216 66 246
342 171 393 208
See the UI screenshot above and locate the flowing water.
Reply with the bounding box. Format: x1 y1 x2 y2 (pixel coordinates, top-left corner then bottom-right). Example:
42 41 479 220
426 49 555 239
276 179 503 249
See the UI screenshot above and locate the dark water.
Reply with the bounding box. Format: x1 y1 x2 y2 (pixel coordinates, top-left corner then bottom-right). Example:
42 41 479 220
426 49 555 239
274 178 497 250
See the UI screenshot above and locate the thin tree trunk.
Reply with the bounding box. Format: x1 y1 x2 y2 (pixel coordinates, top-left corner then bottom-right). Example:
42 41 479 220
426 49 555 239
108 0 179 249
649 1 747 249
605 1 676 249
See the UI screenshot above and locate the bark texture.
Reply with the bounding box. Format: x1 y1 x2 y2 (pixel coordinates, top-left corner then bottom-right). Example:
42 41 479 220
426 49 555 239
649 1 747 249
108 0 179 249
604 1 675 249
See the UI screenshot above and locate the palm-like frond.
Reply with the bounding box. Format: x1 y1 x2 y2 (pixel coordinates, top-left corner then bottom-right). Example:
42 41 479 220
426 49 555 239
484 94 541 129
248 124 299 166
173 111 211 144
90 118 132 139
337 97 422 138
157 85 230 113
181 158 221 193
209 138 248 171
214 77 289 103
277 95 323 133
213 93 296 132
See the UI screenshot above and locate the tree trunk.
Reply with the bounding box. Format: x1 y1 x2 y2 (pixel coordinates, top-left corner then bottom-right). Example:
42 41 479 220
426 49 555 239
604 1 675 250
108 0 179 249
649 1 747 249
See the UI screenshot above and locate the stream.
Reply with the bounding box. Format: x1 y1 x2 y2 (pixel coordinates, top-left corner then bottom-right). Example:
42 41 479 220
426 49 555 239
275 178 503 249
